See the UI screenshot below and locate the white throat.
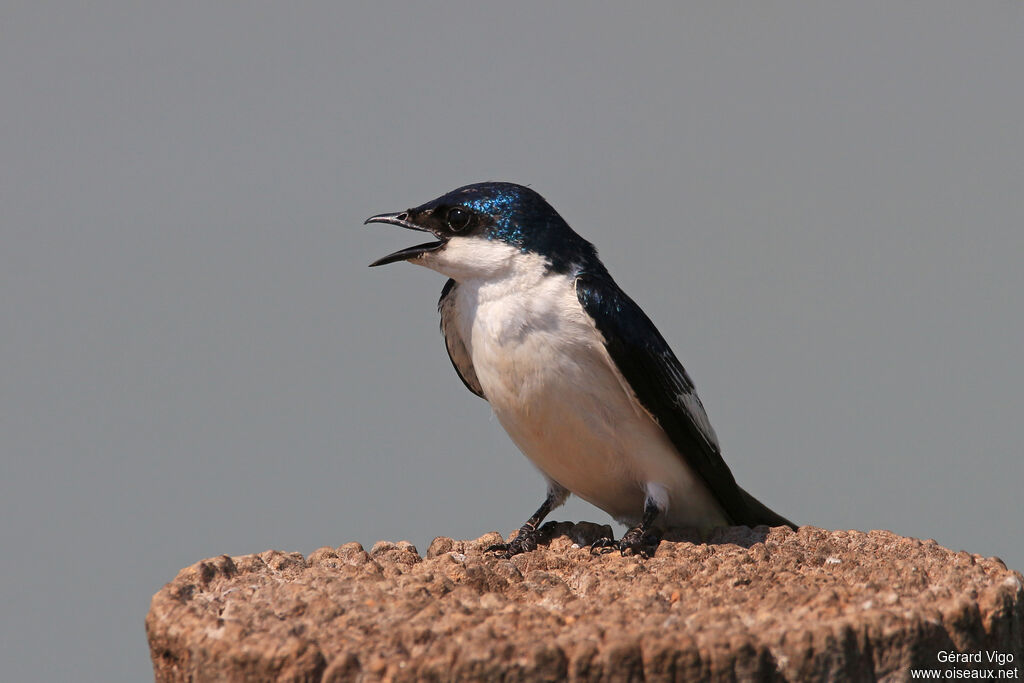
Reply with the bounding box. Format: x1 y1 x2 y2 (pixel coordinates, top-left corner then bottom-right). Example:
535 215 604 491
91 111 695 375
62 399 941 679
415 236 546 283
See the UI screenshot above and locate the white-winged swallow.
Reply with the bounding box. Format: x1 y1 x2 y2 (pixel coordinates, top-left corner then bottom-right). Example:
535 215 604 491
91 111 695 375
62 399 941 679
365 182 795 556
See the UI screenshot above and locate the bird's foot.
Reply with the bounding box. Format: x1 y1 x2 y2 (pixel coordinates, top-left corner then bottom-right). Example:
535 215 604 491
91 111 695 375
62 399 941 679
589 536 619 555
618 526 660 557
486 522 550 558
590 528 659 557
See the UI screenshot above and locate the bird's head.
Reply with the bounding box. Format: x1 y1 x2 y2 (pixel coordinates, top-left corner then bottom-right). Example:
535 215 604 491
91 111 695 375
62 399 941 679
365 182 597 279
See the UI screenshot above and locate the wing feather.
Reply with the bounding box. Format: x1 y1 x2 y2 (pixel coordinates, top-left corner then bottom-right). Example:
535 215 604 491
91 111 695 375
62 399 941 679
438 279 485 399
575 272 753 525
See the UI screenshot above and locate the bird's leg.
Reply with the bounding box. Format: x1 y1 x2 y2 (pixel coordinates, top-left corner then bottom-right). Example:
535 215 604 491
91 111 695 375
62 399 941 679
591 496 663 557
487 483 568 558
618 497 662 556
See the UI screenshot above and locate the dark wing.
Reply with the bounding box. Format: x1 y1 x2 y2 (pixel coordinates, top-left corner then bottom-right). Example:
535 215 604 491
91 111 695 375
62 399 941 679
438 279 485 399
575 271 754 526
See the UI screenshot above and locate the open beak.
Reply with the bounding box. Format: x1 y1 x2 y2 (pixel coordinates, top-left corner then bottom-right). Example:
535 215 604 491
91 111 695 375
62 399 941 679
364 212 446 267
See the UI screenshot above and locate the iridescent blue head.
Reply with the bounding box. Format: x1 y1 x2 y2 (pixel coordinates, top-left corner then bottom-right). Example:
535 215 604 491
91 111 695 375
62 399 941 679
364 182 600 276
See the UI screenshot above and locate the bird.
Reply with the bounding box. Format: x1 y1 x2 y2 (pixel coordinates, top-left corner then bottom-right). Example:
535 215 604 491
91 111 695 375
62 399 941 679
364 182 795 556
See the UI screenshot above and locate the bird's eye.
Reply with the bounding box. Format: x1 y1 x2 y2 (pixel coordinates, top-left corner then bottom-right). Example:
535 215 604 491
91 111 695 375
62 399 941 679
446 207 471 232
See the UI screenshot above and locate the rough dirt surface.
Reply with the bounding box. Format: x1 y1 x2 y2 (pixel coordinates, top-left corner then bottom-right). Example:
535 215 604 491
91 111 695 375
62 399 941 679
146 523 1023 682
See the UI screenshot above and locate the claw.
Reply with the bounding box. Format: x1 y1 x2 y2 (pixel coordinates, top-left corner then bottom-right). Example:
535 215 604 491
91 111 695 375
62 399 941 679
618 529 658 557
589 536 618 555
486 525 540 558
485 543 512 557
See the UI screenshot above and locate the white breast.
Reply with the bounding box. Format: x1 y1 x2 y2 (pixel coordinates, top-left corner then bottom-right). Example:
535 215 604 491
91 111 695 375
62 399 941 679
438 244 728 530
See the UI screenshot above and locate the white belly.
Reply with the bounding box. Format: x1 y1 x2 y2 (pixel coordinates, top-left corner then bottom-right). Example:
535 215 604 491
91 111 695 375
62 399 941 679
454 270 728 530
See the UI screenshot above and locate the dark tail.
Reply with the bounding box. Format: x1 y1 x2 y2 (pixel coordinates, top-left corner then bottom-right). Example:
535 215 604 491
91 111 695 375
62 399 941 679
738 487 797 530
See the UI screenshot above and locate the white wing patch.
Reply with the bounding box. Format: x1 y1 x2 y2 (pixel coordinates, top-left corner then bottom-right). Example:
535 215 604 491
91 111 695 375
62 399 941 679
677 389 720 451
661 351 720 450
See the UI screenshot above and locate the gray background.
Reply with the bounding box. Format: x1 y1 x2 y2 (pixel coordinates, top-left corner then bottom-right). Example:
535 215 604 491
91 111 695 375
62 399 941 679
2 2 1021 681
